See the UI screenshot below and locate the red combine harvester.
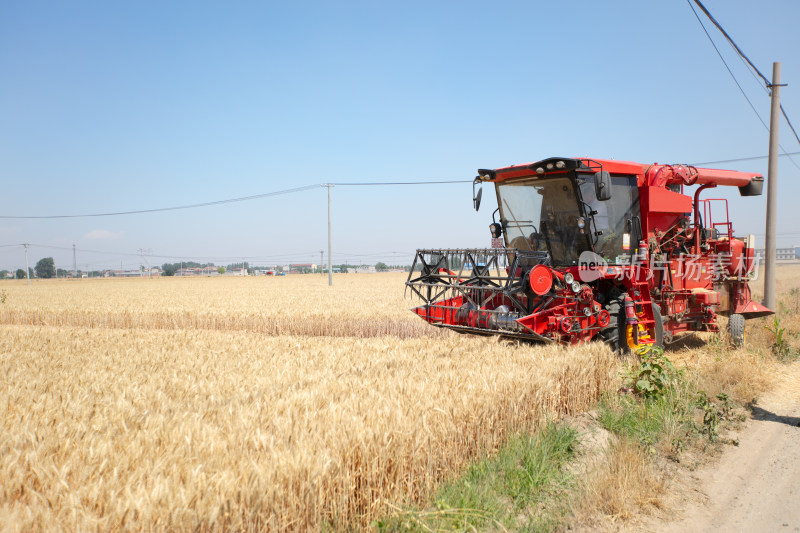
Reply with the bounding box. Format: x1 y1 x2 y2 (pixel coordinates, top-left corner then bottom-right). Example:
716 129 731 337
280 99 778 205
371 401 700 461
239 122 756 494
406 157 773 352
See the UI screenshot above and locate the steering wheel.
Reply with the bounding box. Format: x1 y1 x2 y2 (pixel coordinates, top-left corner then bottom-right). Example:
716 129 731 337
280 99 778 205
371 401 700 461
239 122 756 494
528 231 544 251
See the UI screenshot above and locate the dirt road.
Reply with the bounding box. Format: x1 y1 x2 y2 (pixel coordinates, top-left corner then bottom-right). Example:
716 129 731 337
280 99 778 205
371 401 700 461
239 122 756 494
654 361 800 533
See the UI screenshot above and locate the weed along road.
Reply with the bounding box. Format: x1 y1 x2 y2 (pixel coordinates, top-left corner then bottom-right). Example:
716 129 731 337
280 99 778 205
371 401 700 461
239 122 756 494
654 360 800 533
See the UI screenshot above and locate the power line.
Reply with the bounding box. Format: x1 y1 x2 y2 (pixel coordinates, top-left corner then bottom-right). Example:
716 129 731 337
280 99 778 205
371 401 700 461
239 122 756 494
781 105 800 146
0 184 320 219
688 0 768 129
333 180 470 186
726 9 800 149
0 180 470 219
687 0 800 170
691 151 800 166
690 0 771 87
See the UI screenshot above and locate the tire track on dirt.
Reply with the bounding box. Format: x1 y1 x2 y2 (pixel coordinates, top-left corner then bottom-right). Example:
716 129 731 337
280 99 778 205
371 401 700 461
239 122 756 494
653 361 800 532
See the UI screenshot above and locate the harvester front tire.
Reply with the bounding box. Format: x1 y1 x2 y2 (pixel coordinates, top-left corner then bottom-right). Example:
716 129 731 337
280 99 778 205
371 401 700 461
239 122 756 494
728 313 745 347
598 299 623 353
600 300 663 354
650 304 665 348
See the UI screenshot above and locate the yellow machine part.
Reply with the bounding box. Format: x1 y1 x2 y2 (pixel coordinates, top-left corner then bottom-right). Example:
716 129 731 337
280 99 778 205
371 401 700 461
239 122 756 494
626 324 653 350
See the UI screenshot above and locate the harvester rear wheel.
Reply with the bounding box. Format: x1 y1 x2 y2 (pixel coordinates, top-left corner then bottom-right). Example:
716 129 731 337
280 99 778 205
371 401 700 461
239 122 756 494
728 313 745 347
600 300 663 354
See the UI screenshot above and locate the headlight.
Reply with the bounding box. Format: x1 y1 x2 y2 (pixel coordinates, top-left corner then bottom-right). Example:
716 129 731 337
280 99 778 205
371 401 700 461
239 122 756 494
564 272 574 285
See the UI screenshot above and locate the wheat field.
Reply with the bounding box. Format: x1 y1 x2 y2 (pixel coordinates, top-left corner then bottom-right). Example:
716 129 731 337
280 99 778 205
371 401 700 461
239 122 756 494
0 274 438 339
0 273 620 531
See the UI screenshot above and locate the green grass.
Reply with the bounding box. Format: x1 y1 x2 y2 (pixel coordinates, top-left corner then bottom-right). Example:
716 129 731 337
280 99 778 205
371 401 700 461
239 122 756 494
598 384 694 450
372 347 748 532
373 422 579 532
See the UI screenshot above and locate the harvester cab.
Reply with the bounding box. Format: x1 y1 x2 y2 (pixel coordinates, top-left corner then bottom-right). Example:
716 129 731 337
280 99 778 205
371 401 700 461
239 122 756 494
406 157 772 352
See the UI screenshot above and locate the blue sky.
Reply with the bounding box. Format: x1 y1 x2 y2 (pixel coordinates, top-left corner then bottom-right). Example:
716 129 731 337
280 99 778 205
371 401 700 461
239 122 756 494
1 0 799 272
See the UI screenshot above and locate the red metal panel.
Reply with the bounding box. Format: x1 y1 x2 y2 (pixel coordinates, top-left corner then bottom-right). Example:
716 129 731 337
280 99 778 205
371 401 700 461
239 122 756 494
640 186 692 214
694 167 761 187
735 300 773 318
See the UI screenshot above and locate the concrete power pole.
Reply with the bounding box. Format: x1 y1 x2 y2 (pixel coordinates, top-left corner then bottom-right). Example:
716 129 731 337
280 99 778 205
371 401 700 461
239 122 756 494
72 242 77 278
324 184 333 286
763 62 782 310
320 250 324 275
24 243 30 285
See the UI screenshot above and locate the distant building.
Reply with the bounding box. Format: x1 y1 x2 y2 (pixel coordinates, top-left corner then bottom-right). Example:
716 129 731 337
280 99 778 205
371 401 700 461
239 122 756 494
176 267 219 276
288 263 316 274
354 265 376 274
755 246 800 262
225 268 248 276
106 268 162 277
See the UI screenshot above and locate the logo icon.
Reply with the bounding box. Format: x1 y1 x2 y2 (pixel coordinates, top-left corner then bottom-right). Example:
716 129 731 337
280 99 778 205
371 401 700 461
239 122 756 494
577 251 607 282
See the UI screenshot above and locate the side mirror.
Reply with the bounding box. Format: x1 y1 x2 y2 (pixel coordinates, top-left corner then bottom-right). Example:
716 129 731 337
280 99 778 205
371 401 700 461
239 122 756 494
594 171 612 201
473 181 483 211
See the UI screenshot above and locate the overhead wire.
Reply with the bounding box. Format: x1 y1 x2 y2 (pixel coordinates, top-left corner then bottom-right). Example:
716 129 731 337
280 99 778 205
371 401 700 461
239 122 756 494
332 180 471 186
0 180 470 219
0 179 468 267
0 184 320 220
712 2 800 148
691 151 800 166
688 1 768 129
688 0 800 170
691 0 771 87
781 106 800 146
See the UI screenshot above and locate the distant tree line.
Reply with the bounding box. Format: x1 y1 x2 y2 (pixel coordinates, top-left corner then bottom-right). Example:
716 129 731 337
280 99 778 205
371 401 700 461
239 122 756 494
0 257 106 279
161 261 216 276
1 257 62 279
4 268 33 279
1 258 411 280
